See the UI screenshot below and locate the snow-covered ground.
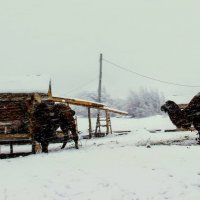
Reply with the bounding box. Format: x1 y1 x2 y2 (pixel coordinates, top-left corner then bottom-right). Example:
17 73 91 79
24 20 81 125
1 115 200 200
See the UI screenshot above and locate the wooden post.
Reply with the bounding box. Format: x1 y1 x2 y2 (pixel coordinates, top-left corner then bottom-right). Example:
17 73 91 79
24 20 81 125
10 143 13 154
105 111 112 135
26 95 36 154
95 113 101 137
88 108 92 138
110 115 113 134
106 111 109 135
32 141 36 154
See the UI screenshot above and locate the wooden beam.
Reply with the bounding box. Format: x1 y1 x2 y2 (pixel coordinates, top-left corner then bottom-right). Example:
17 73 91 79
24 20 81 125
100 107 128 115
10 143 13 154
48 96 104 108
0 134 31 139
164 127 195 132
48 96 128 115
105 110 113 135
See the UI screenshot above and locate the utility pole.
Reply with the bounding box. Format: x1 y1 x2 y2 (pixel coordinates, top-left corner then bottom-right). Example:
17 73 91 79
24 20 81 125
88 54 103 138
95 53 112 137
95 53 103 137
98 53 103 103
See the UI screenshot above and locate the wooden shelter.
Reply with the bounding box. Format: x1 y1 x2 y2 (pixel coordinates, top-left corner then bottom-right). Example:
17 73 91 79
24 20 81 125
0 76 51 157
48 96 128 137
0 76 128 158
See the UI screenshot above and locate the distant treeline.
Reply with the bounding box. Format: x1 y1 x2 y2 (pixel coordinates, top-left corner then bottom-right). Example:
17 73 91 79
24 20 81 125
72 87 165 118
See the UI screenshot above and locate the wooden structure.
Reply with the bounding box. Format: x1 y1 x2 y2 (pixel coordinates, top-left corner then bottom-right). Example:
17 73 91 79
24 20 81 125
95 112 112 137
0 78 128 158
0 92 47 158
48 96 128 138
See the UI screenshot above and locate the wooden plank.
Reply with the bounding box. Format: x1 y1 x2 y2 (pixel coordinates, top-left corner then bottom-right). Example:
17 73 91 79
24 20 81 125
0 134 31 139
164 127 195 132
0 139 32 145
48 96 105 108
100 107 128 115
48 96 128 115
0 152 32 159
148 127 195 133
113 130 131 133
148 129 162 133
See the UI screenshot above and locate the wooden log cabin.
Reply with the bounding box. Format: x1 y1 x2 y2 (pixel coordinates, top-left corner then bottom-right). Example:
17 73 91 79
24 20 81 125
0 76 51 157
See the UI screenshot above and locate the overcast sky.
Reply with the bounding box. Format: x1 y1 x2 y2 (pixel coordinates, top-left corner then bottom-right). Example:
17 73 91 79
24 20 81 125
1 0 200 101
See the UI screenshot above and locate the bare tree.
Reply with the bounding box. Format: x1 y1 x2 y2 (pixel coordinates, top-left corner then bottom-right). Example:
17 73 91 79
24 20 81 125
126 88 165 118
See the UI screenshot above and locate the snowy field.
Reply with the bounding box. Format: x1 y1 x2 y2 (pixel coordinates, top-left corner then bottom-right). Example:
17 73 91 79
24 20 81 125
1 115 200 200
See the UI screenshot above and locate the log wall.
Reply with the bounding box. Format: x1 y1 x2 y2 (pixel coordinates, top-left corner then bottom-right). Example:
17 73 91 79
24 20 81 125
0 101 29 134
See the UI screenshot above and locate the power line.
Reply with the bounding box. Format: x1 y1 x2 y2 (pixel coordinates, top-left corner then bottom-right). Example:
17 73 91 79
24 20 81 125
103 58 200 88
66 77 98 94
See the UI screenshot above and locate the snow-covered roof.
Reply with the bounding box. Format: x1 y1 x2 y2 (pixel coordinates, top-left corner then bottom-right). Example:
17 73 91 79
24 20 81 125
0 75 50 94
